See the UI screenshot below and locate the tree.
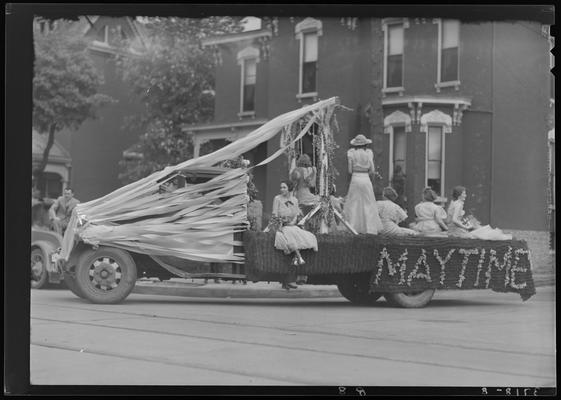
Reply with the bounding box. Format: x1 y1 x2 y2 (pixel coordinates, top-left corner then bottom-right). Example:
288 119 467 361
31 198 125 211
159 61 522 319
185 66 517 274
116 17 244 184
33 19 114 196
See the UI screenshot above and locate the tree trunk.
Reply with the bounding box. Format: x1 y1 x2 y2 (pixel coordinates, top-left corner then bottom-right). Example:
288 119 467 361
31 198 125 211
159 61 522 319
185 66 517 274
33 123 57 197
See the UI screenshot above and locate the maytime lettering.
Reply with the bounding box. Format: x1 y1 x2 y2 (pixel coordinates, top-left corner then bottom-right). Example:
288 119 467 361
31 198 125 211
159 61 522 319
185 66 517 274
373 246 530 290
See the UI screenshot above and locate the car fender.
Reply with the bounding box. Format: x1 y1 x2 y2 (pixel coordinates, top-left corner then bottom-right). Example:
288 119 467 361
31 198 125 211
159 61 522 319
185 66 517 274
31 240 62 283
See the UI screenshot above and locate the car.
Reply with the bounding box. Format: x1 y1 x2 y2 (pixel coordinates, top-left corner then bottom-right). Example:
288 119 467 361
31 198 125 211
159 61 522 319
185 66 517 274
31 227 63 289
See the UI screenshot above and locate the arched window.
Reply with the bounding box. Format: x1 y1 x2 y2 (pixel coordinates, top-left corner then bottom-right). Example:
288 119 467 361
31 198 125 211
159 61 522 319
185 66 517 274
384 110 412 178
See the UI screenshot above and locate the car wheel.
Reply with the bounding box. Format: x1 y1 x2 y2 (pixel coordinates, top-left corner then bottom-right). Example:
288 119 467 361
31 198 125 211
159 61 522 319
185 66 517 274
384 289 436 308
337 276 382 305
31 248 48 289
63 268 86 299
75 246 137 304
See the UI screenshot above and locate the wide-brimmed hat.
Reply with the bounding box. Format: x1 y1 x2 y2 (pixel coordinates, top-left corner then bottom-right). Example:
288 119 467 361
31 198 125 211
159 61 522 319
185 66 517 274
350 134 372 146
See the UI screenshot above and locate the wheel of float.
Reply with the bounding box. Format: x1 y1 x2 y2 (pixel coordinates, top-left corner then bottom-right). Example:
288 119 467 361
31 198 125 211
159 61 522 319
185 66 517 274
384 289 436 308
31 248 49 289
75 246 137 304
63 269 85 299
337 278 383 305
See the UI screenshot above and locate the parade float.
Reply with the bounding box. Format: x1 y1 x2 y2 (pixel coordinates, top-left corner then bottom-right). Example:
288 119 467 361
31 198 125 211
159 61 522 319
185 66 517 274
51 97 536 306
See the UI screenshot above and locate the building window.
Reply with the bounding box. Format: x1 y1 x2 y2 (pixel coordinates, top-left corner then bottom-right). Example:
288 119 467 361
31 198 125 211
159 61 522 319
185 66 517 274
436 19 460 90
383 109 412 178
420 109 453 197
295 18 322 99
242 58 257 112
301 32 318 94
237 46 260 116
44 172 63 199
393 126 407 174
95 25 109 44
426 126 445 196
386 24 404 89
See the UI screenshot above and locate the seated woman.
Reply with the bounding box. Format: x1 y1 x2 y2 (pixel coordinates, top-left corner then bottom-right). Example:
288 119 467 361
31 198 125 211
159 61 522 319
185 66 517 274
410 187 448 235
447 185 512 240
271 180 318 289
377 187 418 236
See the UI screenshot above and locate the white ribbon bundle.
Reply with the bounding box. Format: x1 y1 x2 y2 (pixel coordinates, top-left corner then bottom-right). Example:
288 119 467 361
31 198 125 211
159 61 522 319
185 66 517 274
60 97 341 263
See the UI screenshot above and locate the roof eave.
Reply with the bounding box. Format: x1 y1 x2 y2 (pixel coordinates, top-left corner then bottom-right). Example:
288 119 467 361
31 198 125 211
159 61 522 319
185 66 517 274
201 29 272 47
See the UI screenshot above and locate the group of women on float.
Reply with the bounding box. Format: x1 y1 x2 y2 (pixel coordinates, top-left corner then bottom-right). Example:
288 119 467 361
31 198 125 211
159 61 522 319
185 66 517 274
269 133 511 289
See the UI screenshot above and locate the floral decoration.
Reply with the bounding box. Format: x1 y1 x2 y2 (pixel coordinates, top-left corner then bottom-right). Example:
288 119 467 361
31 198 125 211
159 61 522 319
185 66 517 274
406 249 432 286
433 249 456 285
457 248 479 288
474 248 486 287
510 248 530 289
485 247 513 289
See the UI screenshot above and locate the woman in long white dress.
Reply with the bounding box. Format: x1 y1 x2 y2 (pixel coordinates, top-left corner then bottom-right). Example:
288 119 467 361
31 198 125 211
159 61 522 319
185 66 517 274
343 134 383 234
447 186 512 240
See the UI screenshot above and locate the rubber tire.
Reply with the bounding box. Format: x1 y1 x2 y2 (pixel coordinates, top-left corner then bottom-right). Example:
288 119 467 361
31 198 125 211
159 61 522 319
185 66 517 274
384 289 436 308
63 269 86 299
337 278 383 305
75 246 137 304
31 248 48 289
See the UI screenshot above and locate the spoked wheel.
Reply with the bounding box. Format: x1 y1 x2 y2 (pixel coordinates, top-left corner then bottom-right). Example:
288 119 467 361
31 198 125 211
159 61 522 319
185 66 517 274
75 247 137 304
384 289 436 308
337 276 383 305
31 248 48 289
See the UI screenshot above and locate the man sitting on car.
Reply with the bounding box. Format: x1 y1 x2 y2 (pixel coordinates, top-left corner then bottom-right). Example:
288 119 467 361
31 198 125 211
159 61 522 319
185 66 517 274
49 187 80 236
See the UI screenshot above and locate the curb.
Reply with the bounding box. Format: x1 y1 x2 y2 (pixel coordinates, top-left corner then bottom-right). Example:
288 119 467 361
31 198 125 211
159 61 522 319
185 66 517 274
132 279 555 299
133 281 343 299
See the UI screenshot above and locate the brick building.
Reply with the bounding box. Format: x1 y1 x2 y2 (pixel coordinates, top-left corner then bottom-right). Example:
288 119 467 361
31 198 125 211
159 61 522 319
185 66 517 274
185 17 553 260
38 16 148 202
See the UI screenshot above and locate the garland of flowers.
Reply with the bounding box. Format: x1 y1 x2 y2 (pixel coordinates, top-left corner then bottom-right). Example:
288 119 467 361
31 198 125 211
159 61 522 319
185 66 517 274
456 248 479 288
406 249 432 286
510 248 530 289
397 249 409 285
373 247 392 285
474 248 487 287
485 247 513 289
433 249 456 286
317 196 335 227
311 110 340 198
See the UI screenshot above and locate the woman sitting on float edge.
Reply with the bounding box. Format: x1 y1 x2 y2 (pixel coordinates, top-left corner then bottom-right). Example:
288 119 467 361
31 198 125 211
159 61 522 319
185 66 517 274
411 187 448 235
447 185 512 240
377 186 418 236
271 180 318 289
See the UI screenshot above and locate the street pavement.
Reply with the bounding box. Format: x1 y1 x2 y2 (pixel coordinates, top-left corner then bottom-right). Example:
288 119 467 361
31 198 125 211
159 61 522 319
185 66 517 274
30 285 555 389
